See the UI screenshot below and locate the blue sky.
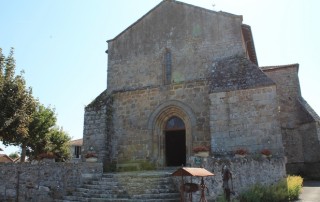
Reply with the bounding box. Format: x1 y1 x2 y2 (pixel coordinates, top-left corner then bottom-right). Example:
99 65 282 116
1 0 319 154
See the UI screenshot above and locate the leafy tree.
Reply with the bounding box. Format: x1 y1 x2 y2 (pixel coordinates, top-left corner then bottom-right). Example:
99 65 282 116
0 48 36 161
46 127 71 162
25 104 71 162
0 48 71 162
25 104 56 159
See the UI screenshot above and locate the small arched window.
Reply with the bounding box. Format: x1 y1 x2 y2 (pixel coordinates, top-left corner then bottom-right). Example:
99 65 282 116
164 49 172 84
165 116 185 131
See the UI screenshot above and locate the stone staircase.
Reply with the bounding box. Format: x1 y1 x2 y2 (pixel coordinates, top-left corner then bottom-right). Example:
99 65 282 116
58 170 181 202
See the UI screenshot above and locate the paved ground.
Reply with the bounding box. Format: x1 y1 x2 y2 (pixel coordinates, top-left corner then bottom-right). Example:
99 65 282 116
296 181 320 202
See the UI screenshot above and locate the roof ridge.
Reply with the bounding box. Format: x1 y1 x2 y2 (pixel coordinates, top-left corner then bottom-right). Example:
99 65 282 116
107 0 242 42
260 63 299 70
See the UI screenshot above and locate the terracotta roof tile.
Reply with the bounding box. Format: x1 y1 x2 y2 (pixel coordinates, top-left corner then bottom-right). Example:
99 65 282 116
69 139 83 146
0 154 14 163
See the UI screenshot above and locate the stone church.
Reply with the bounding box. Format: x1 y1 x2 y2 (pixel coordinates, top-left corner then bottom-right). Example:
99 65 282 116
83 0 320 176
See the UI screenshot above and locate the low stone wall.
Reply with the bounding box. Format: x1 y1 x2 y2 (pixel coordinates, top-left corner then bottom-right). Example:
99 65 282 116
0 162 103 202
173 156 286 201
0 157 286 201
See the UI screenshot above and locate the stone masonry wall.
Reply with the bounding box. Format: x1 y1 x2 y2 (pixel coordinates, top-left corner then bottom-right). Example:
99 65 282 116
0 162 102 202
262 65 320 165
173 156 286 201
83 105 108 162
209 86 283 155
107 0 245 92
83 91 113 164
112 80 211 164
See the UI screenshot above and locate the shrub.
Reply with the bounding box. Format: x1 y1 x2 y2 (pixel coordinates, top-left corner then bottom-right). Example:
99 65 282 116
239 176 303 202
216 195 228 202
287 175 303 200
239 184 265 202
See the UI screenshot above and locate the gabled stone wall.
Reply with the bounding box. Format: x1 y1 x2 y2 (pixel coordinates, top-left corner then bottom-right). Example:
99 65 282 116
107 0 245 92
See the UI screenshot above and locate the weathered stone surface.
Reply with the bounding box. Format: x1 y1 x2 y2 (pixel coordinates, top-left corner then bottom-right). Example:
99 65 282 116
107 1 244 92
209 86 283 155
174 156 286 201
83 0 320 178
0 162 102 201
262 64 320 176
210 56 274 93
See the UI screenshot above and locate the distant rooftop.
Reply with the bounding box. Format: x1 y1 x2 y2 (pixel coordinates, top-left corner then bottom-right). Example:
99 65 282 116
69 139 83 146
0 154 14 163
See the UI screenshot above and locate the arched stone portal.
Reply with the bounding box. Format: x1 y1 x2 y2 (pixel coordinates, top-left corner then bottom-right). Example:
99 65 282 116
147 100 196 167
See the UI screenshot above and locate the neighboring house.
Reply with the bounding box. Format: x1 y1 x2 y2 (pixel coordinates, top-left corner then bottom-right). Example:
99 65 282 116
69 138 83 159
0 154 14 163
83 0 320 177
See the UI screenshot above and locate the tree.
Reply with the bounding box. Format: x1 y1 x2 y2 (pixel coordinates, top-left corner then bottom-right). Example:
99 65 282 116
25 104 56 160
25 104 71 162
0 48 71 162
0 48 36 161
46 127 71 162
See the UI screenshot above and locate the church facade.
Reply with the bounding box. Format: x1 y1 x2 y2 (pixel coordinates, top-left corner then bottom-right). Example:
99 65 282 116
83 0 320 176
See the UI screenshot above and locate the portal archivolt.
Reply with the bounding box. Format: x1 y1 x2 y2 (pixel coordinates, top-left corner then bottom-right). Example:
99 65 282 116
147 100 196 167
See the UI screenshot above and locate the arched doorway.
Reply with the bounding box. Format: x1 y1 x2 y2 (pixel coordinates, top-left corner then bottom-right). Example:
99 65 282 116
165 116 186 166
147 100 197 168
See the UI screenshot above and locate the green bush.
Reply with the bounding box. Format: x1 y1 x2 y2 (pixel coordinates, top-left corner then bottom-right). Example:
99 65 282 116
239 176 303 202
239 184 266 202
216 195 228 202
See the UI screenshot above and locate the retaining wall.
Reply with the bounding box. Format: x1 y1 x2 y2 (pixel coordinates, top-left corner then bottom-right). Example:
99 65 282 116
0 162 102 202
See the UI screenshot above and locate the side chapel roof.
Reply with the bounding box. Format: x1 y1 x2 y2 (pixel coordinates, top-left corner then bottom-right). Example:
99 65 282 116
210 56 275 93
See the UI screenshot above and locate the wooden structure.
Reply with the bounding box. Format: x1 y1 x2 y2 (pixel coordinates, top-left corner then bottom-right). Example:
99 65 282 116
172 167 214 202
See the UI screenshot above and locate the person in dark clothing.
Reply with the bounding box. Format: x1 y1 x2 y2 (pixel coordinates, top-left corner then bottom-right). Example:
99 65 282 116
222 165 233 202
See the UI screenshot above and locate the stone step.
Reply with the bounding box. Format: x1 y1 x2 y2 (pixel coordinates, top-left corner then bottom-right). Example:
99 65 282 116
72 191 180 200
132 193 181 199
90 180 119 185
81 184 120 189
62 170 180 202
87 198 180 202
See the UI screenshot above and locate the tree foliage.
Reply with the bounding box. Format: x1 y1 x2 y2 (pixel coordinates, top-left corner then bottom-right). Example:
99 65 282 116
0 48 36 146
25 102 71 162
46 127 71 162
25 104 56 159
0 48 71 162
